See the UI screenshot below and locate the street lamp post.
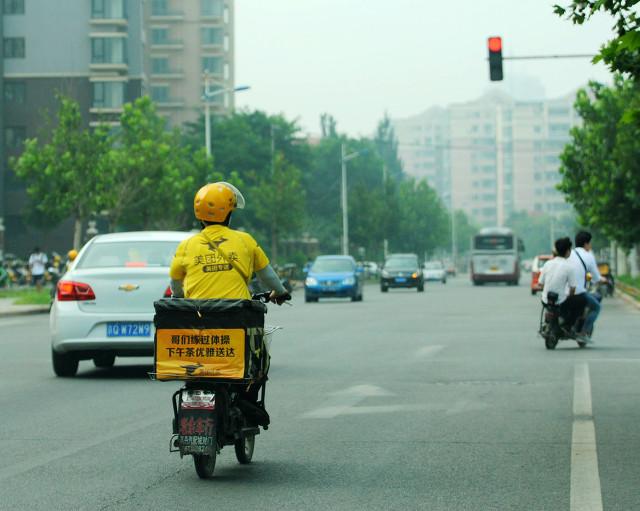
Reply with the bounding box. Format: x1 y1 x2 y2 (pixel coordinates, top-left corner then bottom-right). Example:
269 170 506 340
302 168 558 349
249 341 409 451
202 72 250 157
340 143 362 255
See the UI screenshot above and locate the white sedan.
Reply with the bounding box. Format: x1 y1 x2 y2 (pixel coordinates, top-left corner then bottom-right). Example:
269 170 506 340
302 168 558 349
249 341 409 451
422 261 447 283
50 231 191 377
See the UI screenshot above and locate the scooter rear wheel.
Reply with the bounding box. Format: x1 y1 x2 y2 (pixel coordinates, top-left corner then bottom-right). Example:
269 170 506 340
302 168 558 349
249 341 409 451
235 434 255 464
577 341 587 349
193 452 217 479
545 337 558 350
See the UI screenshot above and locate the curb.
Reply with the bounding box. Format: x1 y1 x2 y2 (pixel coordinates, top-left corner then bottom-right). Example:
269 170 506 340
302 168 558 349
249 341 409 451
617 290 640 311
0 306 50 318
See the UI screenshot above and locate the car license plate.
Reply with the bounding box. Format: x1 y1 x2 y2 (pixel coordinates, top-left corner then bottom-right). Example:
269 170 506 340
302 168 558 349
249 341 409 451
490 266 499 272
395 277 407 283
106 322 151 337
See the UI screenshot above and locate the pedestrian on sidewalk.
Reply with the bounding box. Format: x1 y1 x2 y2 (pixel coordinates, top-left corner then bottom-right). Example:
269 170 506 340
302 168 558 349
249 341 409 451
28 246 48 291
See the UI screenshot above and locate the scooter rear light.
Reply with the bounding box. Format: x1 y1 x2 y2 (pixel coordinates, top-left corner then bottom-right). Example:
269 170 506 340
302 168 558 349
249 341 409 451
164 285 172 298
181 390 215 410
56 280 96 301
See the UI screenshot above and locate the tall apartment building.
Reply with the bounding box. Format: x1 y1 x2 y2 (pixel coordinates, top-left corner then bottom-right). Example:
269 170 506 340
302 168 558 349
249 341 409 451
1 0 235 255
147 0 235 126
1 0 146 255
393 91 578 228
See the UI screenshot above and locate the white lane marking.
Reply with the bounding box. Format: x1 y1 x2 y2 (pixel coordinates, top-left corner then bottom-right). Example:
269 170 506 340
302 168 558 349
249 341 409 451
570 363 603 511
302 384 394 419
416 345 444 359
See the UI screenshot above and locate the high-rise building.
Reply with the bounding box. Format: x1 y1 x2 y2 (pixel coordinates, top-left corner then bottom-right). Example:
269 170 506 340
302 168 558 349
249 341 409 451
1 0 146 254
146 0 235 126
0 0 235 255
393 91 578 228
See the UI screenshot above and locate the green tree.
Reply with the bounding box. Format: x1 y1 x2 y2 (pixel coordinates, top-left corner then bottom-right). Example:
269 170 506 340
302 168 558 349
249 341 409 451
250 153 306 263
107 96 195 230
12 95 112 248
373 113 403 182
554 1 640 78
558 77 640 249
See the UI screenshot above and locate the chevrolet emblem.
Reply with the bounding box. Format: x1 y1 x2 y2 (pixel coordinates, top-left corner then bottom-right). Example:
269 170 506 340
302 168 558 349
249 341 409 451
118 284 140 292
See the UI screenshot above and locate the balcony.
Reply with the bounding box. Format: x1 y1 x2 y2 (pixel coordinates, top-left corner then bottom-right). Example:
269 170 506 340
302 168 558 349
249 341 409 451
150 69 184 80
90 62 128 73
149 39 184 50
150 10 184 21
90 17 128 27
89 106 125 114
155 98 185 109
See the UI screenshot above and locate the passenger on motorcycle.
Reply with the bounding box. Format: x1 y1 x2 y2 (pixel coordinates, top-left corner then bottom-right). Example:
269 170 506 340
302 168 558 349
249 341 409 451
568 231 605 337
168 182 289 425
539 237 588 341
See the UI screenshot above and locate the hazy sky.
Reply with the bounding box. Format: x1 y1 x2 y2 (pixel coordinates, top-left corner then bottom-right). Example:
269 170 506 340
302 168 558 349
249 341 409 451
234 0 615 136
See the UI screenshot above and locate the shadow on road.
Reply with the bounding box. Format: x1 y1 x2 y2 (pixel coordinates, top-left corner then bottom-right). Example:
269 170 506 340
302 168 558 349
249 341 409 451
76 364 153 380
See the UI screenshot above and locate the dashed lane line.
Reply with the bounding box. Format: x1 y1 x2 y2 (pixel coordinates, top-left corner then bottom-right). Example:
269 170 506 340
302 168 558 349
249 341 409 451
570 362 603 511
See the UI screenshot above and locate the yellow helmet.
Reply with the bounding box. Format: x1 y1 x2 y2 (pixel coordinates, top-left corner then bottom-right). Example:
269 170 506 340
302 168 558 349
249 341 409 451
193 182 245 223
67 249 78 261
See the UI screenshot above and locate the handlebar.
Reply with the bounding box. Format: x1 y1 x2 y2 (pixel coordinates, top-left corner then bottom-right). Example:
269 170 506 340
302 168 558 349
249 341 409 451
252 291 292 305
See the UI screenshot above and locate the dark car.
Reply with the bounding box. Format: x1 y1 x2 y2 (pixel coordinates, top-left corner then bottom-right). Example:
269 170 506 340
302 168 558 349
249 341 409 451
380 253 424 292
304 255 364 302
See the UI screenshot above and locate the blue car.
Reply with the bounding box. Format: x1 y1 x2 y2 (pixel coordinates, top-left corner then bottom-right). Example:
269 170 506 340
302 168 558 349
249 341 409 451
304 255 364 303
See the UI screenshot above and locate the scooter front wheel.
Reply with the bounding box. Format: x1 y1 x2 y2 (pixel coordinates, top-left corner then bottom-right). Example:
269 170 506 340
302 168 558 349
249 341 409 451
544 337 558 350
193 452 217 479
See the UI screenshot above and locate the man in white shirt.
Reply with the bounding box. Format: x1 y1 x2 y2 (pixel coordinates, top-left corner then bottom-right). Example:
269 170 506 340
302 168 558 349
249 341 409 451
539 237 588 338
568 231 604 337
28 247 48 292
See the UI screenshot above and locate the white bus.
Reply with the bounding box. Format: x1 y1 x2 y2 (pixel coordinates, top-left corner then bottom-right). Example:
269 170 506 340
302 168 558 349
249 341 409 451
470 227 524 286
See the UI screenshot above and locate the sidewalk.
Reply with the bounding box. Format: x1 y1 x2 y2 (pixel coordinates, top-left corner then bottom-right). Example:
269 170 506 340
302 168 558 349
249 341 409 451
0 298 50 318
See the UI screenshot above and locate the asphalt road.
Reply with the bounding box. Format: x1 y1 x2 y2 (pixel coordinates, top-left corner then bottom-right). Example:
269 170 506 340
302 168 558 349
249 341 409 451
1 277 639 510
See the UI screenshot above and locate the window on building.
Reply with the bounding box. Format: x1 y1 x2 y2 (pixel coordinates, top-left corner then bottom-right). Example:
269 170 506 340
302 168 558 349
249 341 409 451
4 81 26 103
151 57 170 74
2 0 24 14
548 106 569 116
91 37 126 64
201 0 223 17
201 56 222 74
92 0 126 19
3 37 25 58
201 26 223 45
93 82 125 108
151 0 168 15
150 85 170 103
151 28 169 44
4 126 26 148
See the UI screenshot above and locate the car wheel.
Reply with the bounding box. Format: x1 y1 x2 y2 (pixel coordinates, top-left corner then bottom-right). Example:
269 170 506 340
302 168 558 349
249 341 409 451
93 353 116 368
305 295 317 303
381 285 388 293
52 349 79 377
442 278 446 284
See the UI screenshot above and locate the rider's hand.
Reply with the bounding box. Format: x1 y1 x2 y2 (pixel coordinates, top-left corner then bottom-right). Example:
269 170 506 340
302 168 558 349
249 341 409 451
269 291 291 305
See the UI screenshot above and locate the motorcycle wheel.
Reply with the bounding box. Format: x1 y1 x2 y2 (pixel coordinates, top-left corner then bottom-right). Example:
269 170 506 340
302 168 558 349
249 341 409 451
577 341 587 349
193 452 217 479
235 434 255 464
544 337 558 350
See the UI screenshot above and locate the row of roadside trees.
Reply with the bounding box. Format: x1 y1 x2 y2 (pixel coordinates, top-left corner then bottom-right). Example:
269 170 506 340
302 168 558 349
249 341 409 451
13 95 473 265
554 1 640 273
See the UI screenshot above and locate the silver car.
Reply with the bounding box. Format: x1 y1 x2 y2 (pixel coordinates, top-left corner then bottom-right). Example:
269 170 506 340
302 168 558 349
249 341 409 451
422 261 447 283
50 231 191 377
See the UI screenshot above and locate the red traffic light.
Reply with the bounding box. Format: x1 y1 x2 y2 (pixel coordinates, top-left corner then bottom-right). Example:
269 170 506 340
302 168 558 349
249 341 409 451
488 37 502 53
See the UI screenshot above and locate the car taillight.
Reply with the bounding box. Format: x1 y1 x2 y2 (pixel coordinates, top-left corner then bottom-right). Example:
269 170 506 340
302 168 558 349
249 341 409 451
57 280 96 301
164 286 172 298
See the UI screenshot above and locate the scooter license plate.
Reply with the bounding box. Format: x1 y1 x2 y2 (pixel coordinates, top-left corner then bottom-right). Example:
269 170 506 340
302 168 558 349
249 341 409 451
178 410 216 455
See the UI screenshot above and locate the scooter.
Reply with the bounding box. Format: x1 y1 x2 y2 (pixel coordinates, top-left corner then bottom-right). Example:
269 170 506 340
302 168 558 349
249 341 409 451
538 291 589 350
156 292 289 479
